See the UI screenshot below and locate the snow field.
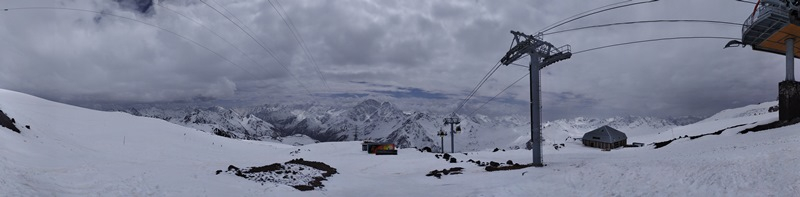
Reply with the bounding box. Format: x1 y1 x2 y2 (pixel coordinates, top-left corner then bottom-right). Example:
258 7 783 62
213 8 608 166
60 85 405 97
1 89 798 196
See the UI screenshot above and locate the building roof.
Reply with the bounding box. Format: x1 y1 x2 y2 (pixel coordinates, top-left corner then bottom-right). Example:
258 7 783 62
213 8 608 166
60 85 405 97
582 125 627 143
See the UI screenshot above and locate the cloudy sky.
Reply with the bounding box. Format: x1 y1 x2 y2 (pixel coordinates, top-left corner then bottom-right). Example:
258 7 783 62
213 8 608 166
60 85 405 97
0 0 786 120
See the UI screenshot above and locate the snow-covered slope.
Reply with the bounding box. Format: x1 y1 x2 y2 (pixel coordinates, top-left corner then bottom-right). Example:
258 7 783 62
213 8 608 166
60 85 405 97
701 101 778 122
116 106 328 145
123 106 278 140
539 116 696 142
634 101 779 144
0 89 797 196
0 89 295 196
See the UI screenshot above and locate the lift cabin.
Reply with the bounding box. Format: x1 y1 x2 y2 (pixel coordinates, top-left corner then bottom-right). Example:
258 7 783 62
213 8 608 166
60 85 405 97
742 0 798 57
739 0 800 122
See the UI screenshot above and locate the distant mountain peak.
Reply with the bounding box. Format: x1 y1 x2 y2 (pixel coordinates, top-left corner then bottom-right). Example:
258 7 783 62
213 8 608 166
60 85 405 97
347 99 401 122
355 99 381 107
103 99 706 151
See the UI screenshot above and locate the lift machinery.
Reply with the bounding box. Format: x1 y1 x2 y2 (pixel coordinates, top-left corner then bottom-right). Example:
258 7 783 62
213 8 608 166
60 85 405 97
730 0 800 121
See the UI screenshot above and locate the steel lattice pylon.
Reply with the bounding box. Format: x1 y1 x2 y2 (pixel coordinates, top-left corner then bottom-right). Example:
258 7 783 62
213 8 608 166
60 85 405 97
500 30 571 167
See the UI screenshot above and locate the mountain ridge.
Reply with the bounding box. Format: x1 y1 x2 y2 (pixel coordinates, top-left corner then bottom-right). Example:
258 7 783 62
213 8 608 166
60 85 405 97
108 99 704 151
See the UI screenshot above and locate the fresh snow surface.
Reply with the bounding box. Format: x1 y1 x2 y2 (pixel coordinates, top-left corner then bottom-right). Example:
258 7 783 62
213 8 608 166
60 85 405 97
269 134 320 146
701 101 778 122
0 89 798 196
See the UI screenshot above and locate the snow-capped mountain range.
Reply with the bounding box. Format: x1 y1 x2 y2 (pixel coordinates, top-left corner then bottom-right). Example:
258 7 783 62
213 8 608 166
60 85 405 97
108 99 703 151
123 106 277 140
1 88 794 196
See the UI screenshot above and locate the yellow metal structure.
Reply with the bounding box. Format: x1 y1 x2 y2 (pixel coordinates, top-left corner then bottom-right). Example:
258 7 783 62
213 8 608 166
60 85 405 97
753 24 800 57
740 0 800 57
739 0 800 122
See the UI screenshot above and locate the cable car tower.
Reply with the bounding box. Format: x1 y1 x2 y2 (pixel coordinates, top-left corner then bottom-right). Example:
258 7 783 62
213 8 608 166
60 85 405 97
500 31 571 166
443 115 461 153
437 127 447 153
729 0 800 121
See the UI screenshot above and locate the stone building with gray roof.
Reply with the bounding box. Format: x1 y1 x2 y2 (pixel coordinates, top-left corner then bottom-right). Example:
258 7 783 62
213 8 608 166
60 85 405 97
582 125 627 150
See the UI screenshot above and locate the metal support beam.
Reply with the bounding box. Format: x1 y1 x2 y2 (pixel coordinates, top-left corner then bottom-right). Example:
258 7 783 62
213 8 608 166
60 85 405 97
787 38 795 81
450 123 455 153
529 54 543 166
443 116 460 153
441 136 445 153
437 128 446 153
499 30 570 167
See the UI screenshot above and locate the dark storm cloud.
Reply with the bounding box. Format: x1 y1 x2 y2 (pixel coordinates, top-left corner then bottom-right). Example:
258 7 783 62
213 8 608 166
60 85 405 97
322 93 369 98
114 0 154 15
547 91 601 108
296 1 439 68
370 87 449 100
348 81 448 99
350 81 392 88
0 0 785 121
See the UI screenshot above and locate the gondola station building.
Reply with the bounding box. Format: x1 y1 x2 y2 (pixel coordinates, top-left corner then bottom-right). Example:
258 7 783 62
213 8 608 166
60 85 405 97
582 125 628 150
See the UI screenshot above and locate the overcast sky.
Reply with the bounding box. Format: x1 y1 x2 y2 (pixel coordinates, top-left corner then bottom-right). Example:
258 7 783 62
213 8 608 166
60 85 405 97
0 0 787 120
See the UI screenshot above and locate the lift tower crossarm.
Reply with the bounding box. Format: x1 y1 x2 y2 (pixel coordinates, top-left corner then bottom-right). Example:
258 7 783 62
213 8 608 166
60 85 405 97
498 30 571 167
501 31 572 68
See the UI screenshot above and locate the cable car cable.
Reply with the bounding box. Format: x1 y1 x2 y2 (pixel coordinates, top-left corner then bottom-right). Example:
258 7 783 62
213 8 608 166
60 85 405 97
573 36 740 54
468 72 529 117
541 0 661 33
156 3 272 80
469 36 740 116
199 0 312 95
544 19 741 35
267 0 330 90
451 38 518 114
538 0 633 33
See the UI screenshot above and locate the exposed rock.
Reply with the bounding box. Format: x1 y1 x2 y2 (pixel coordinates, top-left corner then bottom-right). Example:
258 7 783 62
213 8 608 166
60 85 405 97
0 109 20 133
218 159 337 191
